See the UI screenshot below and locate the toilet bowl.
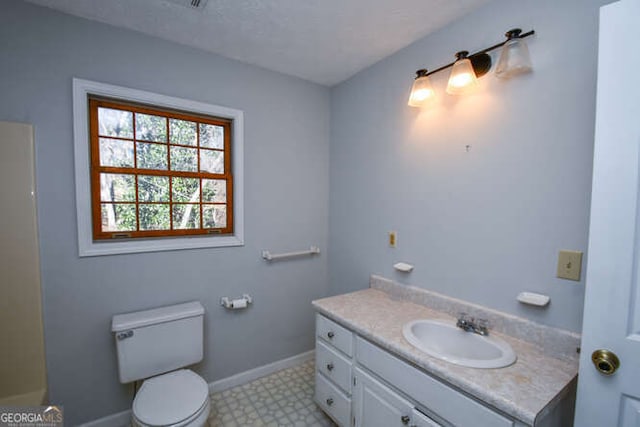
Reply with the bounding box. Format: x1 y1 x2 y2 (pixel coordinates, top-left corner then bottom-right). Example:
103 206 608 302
132 370 210 427
111 302 210 427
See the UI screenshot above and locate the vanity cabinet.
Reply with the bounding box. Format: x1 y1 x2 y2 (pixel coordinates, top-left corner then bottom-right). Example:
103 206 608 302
314 313 526 427
355 336 515 427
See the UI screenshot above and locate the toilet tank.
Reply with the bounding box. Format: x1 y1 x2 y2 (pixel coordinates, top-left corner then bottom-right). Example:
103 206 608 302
112 301 204 383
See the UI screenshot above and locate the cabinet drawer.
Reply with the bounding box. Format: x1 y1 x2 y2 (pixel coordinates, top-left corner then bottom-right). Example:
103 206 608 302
316 340 352 393
315 372 351 427
317 314 353 356
356 337 514 427
412 408 444 427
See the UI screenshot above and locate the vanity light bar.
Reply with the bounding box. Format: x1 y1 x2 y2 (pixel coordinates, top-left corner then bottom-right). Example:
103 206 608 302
420 29 535 78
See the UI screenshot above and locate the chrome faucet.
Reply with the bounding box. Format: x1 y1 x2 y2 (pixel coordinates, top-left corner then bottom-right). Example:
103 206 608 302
456 313 489 336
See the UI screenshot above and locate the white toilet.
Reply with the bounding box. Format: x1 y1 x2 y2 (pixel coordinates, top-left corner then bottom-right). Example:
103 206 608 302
112 301 211 427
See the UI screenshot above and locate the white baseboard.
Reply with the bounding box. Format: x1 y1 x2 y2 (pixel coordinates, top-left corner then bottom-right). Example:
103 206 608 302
79 350 315 427
208 349 315 394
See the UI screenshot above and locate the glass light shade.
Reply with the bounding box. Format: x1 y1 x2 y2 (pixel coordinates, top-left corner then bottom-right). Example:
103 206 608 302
408 74 436 107
495 38 532 79
446 58 478 95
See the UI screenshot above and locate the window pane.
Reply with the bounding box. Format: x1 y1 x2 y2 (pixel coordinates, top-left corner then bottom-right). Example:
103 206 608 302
101 203 136 232
98 108 133 138
137 142 168 170
170 146 198 172
139 204 170 230
99 138 134 167
135 113 167 142
200 124 224 149
203 205 226 228
138 175 169 202
172 204 200 229
202 179 226 203
100 173 135 202
90 96 235 241
170 119 196 146
171 177 200 203
200 149 224 174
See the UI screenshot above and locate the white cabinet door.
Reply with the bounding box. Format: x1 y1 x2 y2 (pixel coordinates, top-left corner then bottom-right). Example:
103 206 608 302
353 367 415 427
575 1 640 425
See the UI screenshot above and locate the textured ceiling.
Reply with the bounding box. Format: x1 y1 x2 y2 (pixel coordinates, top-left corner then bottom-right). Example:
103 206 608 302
22 0 491 86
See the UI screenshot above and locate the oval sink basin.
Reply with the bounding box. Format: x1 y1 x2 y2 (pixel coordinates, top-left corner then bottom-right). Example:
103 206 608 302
402 319 516 369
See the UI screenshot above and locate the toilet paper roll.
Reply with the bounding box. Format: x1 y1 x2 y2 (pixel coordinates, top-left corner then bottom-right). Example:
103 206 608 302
232 299 247 309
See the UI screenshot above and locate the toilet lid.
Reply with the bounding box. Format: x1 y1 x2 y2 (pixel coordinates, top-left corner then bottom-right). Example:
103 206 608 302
133 370 208 427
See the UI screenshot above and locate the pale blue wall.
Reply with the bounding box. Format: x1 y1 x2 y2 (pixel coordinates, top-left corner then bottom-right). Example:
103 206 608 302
0 1 330 424
328 0 610 333
2 0 612 423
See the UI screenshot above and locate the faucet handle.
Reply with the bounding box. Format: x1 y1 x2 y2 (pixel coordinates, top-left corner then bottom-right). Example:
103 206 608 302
476 318 490 335
456 312 471 329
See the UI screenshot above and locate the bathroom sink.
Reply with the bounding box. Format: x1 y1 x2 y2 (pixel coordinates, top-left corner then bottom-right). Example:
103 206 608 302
402 319 516 369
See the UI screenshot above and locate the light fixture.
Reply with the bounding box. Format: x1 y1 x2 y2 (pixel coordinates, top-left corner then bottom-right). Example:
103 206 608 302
407 28 535 106
408 69 436 107
446 51 479 95
495 29 533 79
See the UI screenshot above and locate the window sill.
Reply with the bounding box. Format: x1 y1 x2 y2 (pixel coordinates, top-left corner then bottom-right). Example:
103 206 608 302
79 234 244 257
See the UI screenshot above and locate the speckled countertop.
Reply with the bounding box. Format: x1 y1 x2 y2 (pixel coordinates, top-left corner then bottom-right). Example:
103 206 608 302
312 286 579 426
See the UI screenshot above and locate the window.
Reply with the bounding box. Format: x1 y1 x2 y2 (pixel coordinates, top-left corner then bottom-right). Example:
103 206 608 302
73 78 244 256
89 97 233 239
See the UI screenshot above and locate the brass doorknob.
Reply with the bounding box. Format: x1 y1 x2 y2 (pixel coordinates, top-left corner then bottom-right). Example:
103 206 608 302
591 349 620 375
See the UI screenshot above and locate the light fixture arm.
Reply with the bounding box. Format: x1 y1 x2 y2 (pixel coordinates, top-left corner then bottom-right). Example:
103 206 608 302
420 29 535 78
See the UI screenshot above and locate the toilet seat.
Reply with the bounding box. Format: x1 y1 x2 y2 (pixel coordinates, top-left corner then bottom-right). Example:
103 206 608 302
133 369 209 427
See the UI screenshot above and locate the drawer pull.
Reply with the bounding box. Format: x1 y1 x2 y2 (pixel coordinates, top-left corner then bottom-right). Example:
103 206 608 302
327 331 335 339
326 398 334 406
401 415 410 424
326 363 334 371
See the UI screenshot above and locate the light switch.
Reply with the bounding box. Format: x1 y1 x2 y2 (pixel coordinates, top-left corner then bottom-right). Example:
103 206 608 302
557 250 583 281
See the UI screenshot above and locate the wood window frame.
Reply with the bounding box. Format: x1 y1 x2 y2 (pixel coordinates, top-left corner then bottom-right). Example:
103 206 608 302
89 97 234 240
73 78 244 257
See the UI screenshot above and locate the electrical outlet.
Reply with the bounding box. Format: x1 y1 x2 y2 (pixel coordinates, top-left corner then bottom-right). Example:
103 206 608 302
557 250 583 281
388 231 397 248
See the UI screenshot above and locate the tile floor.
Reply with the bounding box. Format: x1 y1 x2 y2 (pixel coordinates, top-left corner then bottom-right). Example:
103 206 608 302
208 359 337 427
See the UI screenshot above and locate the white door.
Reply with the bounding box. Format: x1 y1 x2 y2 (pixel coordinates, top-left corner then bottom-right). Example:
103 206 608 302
574 0 640 425
353 367 415 427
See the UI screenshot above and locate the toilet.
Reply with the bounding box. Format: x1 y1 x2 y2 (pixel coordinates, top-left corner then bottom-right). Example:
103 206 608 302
112 301 211 427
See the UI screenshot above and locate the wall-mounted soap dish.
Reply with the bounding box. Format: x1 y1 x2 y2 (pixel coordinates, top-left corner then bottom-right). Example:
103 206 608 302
517 292 550 307
393 262 414 273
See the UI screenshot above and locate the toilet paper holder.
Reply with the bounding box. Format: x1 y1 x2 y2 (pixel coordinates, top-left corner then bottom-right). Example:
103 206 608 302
220 294 253 310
